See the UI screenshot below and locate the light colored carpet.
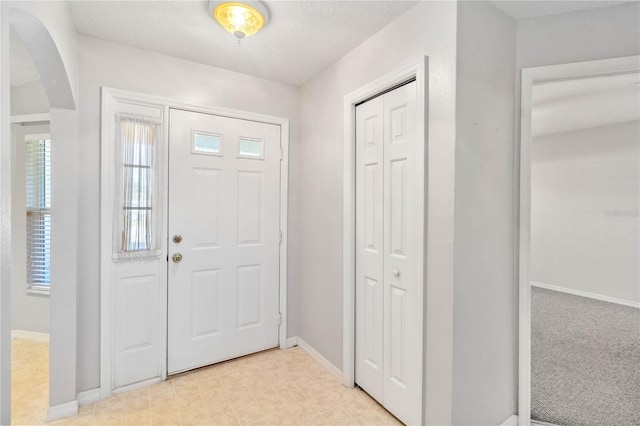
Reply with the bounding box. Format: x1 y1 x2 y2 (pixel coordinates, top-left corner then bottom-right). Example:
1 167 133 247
531 287 640 426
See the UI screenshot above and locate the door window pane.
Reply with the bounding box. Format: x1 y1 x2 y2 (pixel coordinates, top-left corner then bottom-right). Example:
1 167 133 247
194 132 221 155
238 137 263 158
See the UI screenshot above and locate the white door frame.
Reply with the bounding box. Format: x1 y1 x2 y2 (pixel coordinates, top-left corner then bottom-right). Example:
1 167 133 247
100 87 290 398
342 56 427 402
517 55 639 426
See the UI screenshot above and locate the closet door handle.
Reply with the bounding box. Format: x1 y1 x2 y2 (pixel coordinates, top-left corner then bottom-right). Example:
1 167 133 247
393 269 400 278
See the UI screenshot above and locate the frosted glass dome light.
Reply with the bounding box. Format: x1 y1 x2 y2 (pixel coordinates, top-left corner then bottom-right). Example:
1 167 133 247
209 1 270 42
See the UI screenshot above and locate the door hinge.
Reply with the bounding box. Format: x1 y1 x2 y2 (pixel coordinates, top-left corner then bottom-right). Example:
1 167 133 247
280 147 284 160
278 313 282 325
279 230 283 244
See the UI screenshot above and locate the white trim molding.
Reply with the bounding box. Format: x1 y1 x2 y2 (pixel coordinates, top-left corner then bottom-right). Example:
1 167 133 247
10 113 50 124
100 87 290 399
285 336 298 348
11 330 49 343
518 55 640 426
46 400 78 423
531 282 640 309
77 388 101 407
297 338 342 382
501 415 518 426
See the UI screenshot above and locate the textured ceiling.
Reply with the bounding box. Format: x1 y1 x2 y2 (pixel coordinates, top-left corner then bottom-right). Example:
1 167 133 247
10 26 42 87
532 72 640 137
491 0 634 20
69 0 418 87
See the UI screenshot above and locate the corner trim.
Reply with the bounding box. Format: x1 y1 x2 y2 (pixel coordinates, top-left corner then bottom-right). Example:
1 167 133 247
531 282 639 309
297 338 342 382
77 388 101 407
11 330 49 343
501 414 518 426
285 336 298 348
46 400 78 423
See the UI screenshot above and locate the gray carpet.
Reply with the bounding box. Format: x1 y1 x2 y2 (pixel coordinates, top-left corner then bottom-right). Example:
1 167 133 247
531 287 640 426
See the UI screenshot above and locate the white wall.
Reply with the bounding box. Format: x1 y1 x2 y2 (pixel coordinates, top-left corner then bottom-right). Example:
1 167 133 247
76 34 300 393
453 2 517 425
10 80 49 116
531 121 640 303
298 2 457 424
11 122 51 334
517 2 640 70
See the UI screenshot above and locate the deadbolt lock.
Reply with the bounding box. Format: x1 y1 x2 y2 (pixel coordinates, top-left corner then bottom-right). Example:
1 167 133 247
172 253 183 263
172 234 183 244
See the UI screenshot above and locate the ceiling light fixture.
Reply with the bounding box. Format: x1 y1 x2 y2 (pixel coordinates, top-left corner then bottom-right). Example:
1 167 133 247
208 1 269 43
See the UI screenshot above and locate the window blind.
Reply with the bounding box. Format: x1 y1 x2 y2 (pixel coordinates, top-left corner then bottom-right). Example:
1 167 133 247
25 138 51 288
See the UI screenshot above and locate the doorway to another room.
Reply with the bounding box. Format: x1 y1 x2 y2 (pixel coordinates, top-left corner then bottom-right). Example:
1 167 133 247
9 25 52 426
519 56 640 426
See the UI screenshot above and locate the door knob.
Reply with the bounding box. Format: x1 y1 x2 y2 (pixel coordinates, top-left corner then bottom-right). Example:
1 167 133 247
393 269 400 278
172 253 183 263
172 234 183 244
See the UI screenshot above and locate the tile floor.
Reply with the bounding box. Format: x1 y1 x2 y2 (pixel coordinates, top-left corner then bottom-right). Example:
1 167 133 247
11 339 403 425
11 339 50 425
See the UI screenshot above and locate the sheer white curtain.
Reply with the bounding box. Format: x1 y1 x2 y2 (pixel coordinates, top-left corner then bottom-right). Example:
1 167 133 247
113 112 162 261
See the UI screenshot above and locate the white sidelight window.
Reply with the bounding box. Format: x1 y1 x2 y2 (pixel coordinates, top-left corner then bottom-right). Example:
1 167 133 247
113 113 162 260
25 135 51 291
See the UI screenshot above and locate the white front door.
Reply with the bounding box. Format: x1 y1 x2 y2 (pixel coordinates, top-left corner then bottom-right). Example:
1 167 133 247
355 81 423 425
168 109 281 374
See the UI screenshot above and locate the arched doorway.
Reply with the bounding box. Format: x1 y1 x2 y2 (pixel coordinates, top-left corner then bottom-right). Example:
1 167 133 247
1 4 78 423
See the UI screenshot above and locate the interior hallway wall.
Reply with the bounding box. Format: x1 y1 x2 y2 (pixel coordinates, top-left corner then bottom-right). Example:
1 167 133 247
453 2 517 425
531 121 640 304
298 2 457 423
77 34 300 394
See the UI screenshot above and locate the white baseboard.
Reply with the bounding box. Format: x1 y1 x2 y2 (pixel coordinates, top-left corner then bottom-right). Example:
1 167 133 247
11 330 50 343
500 414 518 426
297 337 343 381
499 415 560 426
77 388 101 407
285 336 298 348
112 377 161 395
531 281 639 309
46 400 78 422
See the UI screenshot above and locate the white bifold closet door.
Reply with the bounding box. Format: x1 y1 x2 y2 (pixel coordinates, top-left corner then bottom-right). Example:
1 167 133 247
355 80 423 425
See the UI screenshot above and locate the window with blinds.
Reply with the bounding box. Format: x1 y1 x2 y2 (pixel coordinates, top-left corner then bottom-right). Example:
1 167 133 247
25 137 51 290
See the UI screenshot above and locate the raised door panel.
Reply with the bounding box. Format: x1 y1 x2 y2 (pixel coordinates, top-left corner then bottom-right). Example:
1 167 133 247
114 264 161 388
190 269 221 338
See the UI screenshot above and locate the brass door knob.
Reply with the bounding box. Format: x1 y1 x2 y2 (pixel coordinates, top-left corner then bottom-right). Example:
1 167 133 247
173 234 183 244
172 253 183 263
